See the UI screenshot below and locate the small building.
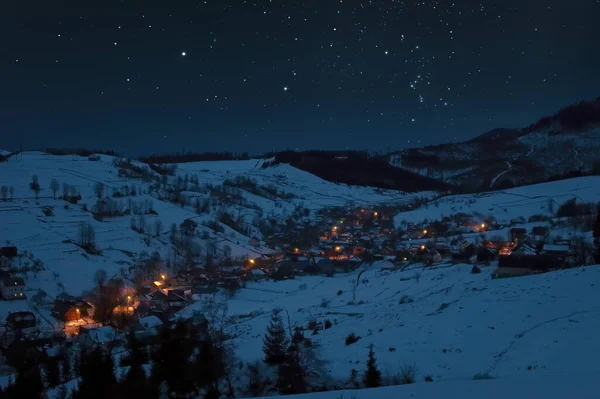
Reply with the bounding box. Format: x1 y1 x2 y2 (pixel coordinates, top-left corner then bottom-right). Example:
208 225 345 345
52 298 92 322
530 226 549 243
244 268 267 281
133 315 163 339
79 325 122 348
6 311 37 332
0 277 26 300
509 228 528 244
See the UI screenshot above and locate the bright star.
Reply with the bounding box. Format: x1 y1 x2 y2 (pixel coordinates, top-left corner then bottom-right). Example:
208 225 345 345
283 86 288 91
181 51 186 56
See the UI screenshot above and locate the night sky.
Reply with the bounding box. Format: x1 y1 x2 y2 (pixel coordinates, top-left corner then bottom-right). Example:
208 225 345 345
2 1 599 156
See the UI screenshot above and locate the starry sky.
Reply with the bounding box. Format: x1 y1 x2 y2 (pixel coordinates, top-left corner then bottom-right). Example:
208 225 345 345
2 0 599 156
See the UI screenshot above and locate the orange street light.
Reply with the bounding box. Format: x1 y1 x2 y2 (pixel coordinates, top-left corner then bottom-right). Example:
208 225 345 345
420 245 425 250
481 223 486 229
249 259 255 264
423 229 428 235
161 274 166 280
335 246 341 252
373 212 378 217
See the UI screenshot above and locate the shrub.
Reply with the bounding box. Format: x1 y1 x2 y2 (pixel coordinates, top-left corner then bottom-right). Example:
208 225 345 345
399 295 414 304
345 333 361 346
424 375 433 382
337 289 343 296
399 363 417 384
320 298 330 308
324 319 333 330
471 264 481 274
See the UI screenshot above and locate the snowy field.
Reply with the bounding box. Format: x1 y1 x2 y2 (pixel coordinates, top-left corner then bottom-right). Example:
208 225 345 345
243 372 598 399
183 262 600 384
394 175 600 226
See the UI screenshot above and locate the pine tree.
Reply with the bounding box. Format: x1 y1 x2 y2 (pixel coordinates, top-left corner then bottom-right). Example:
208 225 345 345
277 343 307 395
151 320 198 397
363 345 381 388
263 310 289 365
45 356 61 388
73 348 118 399
5 358 45 398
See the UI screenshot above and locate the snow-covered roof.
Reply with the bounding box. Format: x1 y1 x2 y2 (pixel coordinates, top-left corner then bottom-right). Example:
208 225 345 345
543 244 570 252
138 315 163 330
85 326 117 344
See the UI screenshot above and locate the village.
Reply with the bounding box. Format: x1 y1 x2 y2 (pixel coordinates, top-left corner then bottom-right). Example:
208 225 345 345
1 199 598 374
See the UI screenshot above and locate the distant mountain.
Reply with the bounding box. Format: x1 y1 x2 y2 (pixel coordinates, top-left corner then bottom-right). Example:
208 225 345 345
390 97 600 192
467 128 523 143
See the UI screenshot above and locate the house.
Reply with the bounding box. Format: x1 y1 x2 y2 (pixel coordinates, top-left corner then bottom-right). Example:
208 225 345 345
530 226 549 243
0 277 26 300
509 228 528 244
0 246 17 268
511 242 538 256
477 244 498 262
244 268 267 281
79 325 122 348
316 258 334 275
248 237 261 248
6 311 37 332
132 315 163 339
52 298 92 322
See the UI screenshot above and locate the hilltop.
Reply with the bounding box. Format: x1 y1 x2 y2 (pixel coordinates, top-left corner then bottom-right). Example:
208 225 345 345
391 97 600 191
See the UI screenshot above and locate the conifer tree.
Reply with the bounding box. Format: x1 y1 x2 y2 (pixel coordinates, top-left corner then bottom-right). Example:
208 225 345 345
277 342 307 395
5 358 45 398
363 345 381 388
72 348 118 399
263 310 289 365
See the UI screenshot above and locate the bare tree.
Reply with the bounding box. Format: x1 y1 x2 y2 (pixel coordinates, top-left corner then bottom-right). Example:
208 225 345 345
78 222 96 249
93 269 107 288
30 175 41 199
62 182 70 199
155 219 163 237
94 182 105 198
0 186 7 201
138 214 146 233
9 186 14 201
49 178 60 199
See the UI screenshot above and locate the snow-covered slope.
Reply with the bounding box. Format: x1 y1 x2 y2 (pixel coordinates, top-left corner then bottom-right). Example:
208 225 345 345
182 263 600 385
0 152 413 299
394 175 600 226
243 373 598 399
391 126 600 191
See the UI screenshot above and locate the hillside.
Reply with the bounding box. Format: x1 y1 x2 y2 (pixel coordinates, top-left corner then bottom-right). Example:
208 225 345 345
391 97 600 191
0 151 416 300
244 373 598 399
0 151 599 398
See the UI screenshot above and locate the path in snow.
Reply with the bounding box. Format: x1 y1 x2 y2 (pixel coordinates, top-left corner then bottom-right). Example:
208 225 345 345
490 161 513 188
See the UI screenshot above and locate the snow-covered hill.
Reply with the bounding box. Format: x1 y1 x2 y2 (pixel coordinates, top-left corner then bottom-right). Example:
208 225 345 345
393 175 600 227
182 263 600 385
243 372 598 399
0 151 414 300
390 96 600 191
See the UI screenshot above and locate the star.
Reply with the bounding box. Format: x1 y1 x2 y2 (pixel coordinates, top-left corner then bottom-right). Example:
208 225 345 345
181 51 186 56
283 86 289 92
